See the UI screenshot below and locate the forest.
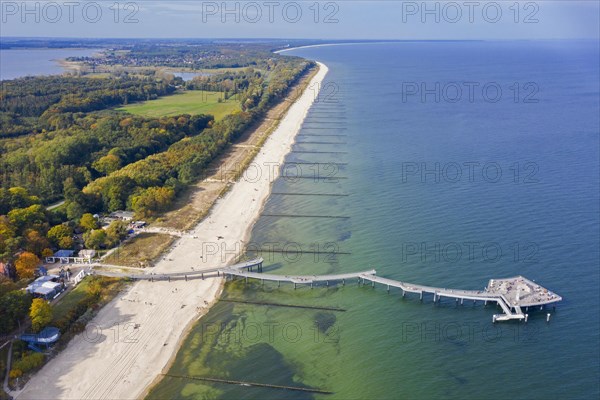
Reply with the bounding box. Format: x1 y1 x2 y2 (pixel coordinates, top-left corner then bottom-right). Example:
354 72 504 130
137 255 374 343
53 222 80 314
0 44 314 280
0 43 313 344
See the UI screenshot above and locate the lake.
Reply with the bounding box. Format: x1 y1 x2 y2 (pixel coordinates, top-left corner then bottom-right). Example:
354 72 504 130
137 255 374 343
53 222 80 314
0 48 101 80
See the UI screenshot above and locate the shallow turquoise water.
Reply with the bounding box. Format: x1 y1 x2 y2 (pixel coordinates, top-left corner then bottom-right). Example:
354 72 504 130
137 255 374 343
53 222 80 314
149 41 600 400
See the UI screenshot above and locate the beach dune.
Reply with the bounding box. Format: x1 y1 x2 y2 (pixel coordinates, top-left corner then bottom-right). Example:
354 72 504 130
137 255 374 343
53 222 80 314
16 62 328 400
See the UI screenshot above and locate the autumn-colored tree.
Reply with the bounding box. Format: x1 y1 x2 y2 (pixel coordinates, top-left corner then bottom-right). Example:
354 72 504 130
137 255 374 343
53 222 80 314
84 229 106 250
0 216 16 258
86 277 103 299
0 216 15 240
105 221 128 248
7 205 46 232
47 224 73 247
25 230 50 255
30 298 52 332
41 248 54 258
79 213 98 231
92 154 122 176
15 252 40 279
58 236 74 249
131 186 175 218
7 187 39 209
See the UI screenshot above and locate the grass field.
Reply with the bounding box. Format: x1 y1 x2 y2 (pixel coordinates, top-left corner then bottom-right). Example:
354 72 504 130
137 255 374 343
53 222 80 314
51 276 123 325
103 233 176 267
117 90 240 121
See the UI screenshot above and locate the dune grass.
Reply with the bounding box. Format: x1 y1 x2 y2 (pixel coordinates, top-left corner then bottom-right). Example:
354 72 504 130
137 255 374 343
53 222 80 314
103 233 176 268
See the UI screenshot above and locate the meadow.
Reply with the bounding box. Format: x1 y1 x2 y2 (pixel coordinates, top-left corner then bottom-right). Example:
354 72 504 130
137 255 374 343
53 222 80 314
117 90 240 121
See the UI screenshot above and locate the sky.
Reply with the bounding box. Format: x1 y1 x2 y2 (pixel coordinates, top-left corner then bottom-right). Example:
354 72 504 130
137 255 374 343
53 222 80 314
0 1 599 40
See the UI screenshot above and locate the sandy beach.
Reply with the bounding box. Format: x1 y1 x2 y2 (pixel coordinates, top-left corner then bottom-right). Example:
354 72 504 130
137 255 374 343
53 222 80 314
16 62 328 400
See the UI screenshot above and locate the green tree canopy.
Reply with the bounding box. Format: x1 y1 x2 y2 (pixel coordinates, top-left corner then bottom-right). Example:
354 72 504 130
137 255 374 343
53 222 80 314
0 289 32 334
84 229 107 250
105 221 128 248
47 224 74 247
79 213 98 231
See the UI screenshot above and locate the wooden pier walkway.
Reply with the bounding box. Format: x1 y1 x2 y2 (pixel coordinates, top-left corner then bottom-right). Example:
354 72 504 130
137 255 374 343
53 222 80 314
357 274 519 320
219 264 561 322
221 267 377 289
90 258 265 282
89 257 562 322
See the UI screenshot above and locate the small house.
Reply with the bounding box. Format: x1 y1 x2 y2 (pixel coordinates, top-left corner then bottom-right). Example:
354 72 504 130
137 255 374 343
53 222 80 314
78 249 96 260
26 275 65 299
46 249 75 264
109 211 134 222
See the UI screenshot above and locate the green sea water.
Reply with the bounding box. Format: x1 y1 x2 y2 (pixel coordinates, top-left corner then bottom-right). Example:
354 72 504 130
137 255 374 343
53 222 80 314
148 41 600 399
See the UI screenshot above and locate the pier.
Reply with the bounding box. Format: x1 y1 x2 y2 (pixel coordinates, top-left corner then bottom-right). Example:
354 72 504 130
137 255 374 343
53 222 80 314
219 261 562 322
90 258 562 322
221 267 377 290
357 274 561 322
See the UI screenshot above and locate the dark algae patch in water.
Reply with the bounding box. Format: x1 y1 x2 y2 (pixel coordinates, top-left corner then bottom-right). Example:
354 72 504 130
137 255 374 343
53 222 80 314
147 298 328 400
314 312 336 334
217 343 318 400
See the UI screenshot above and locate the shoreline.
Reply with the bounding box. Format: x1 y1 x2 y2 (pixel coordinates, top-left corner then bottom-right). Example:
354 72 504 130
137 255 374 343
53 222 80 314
16 61 328 400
